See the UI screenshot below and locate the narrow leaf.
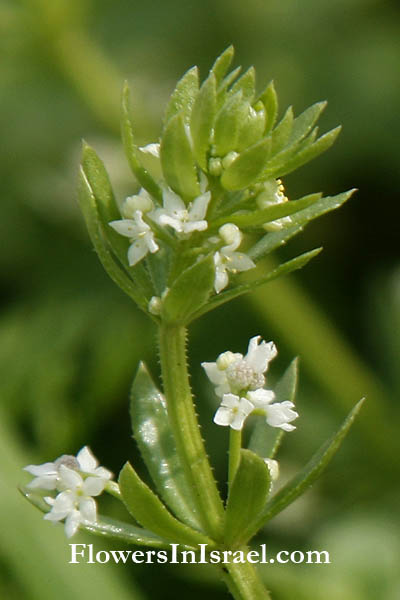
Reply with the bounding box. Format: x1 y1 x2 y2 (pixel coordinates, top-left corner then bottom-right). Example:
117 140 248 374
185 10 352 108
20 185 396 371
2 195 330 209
270 106 293 155
130 363 203 530
247 399 365 538
213 91 247 156
121 83 162 201
211 46 235 84
160 112 200 199
190 73 217 170
164 66 199 124
192 249 321 320
224 449 271 547
258 81 278 134
276 126 341 177
162 254 215 324
119 462 213 547
288 101 327 145
221 137 272 191
229 67 256 102
248 359 298 459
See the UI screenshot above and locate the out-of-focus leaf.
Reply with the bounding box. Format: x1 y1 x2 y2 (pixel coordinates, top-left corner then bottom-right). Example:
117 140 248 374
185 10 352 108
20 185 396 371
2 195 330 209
270 107 293 155
210 46 235 84
160 112 200 199
258 81 278 134
130 363 202 530
224 449 271 547
229 67 256 102
119 462 213 547
288 101 327 145
164 66 199 124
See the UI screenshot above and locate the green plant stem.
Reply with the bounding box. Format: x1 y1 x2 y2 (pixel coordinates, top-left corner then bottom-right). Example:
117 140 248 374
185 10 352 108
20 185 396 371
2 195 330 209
158 324 225 539
221 559 272 600
228 429 241 489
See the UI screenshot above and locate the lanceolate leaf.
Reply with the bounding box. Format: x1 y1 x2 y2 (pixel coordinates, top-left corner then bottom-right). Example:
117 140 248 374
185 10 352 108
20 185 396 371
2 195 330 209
214 91 247 157
248 358 298 459
270 106 293 155
162 254 215 324
121 83 162 202
190 73 217 170
224 450 271 547
119 462 214 547
160 112 200 200
288 101 327 145
130 363 203 530
78 169 150 311
229 67 256 102
245 399 365 541
164 66 199 124
258 81 278 134
210 45 235 84
221 137 272 191
192 249 321 321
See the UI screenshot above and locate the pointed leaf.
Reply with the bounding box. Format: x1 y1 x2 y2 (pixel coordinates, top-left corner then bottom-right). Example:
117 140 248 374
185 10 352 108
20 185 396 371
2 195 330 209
164 66 199 124
190 73 217 169
237 104 266 152
229 67 256 102
224 449 271 547
162 254 215 324
213 91 247 156
246 399 365 539
288 101 327 145
192 249 321 320
221 137 272 191
78 168 149 311
119 462 213 547
121 83 162 202
160 112 200 199
130 363 202 530
211 46 235 84
258 81 278 134
275 126 341 177
270 106 293 155
248 359 298 459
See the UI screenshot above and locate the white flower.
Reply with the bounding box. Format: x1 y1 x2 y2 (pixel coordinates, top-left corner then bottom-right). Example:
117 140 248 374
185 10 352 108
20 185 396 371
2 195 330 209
44 465 105 538
109 210 159 266
264 458 279 481
74 446 113 482
213 223 255 293
24 461 61 491
257 179 292 232
213 393 254 431
264 400 298 432
122 188 154 217
202 335 277 397
138 143 160 158
151 187 210 236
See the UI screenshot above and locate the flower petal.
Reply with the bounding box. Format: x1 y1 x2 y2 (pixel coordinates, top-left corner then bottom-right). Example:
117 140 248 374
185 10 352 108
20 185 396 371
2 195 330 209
247 388 275 408
188 192 211 221
79 497 97 522
201 361 227 385
227 253 256 273
266 401 298 430
213 405 233 427
58 465 83 490
83 476 106 497
76 446 97 473
162 188 185 214
109 219 139 237
64 510 82 538
127 240 149 266
24 462 57 477
246 337 277 373
139 143 160 158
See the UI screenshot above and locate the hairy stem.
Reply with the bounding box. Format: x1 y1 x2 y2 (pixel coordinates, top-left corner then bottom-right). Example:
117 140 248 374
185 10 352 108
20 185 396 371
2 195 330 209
221 559 272 600
158 324 225 539
228 429 241 489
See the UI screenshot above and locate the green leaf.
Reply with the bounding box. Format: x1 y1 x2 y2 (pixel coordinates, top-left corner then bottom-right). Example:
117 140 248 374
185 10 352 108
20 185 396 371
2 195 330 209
275 126 341 177
246 399 365 539
229 67 256 102
78 168 149 311
164 66 199 124
130 363 203 530
210 46 235 84
288 101 327 145
218 193 321 229
160 112 200 200
221 137 272 191
20 486 172 549
258 81 278 134
119 462 214 547
190 73 217 170
81 142 120 223
270 106 294 155
121 83 162 202
248 359 298 459
162 254 215 324
224 449 271 547
249 189 356 262
192 249 321 320
213 91 247 157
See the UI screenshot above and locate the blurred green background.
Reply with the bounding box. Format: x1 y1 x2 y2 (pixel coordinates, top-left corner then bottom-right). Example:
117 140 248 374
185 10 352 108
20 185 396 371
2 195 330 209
1 0 400 598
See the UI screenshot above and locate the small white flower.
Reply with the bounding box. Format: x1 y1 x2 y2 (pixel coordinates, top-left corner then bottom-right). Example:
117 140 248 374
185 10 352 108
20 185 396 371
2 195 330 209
213 393 254 431
109 210 159 266
264 458 279 481
151 187 210 236
213 224 255 293
257 179 292 232
122 188 154 217
138 143 160 158
24 461 61 491
202 335 277 397
44 465 104 538
75 446 113 482
264 400 299 432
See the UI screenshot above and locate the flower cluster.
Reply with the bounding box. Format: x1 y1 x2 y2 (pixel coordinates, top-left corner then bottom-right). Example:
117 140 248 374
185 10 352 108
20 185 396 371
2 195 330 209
202 336 298 431
24 446 113 538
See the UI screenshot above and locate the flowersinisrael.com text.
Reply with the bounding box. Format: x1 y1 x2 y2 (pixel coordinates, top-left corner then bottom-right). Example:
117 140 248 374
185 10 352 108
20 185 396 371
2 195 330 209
69 544 330 565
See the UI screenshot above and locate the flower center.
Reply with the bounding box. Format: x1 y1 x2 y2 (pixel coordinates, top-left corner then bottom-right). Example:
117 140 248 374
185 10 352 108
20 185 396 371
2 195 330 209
226 359 265 392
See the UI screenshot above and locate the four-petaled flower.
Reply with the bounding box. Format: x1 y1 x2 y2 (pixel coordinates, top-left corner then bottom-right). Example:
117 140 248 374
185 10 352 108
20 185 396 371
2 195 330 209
151 187 211 236
213 393 254 431
213 223 256 293
109 210 159 266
